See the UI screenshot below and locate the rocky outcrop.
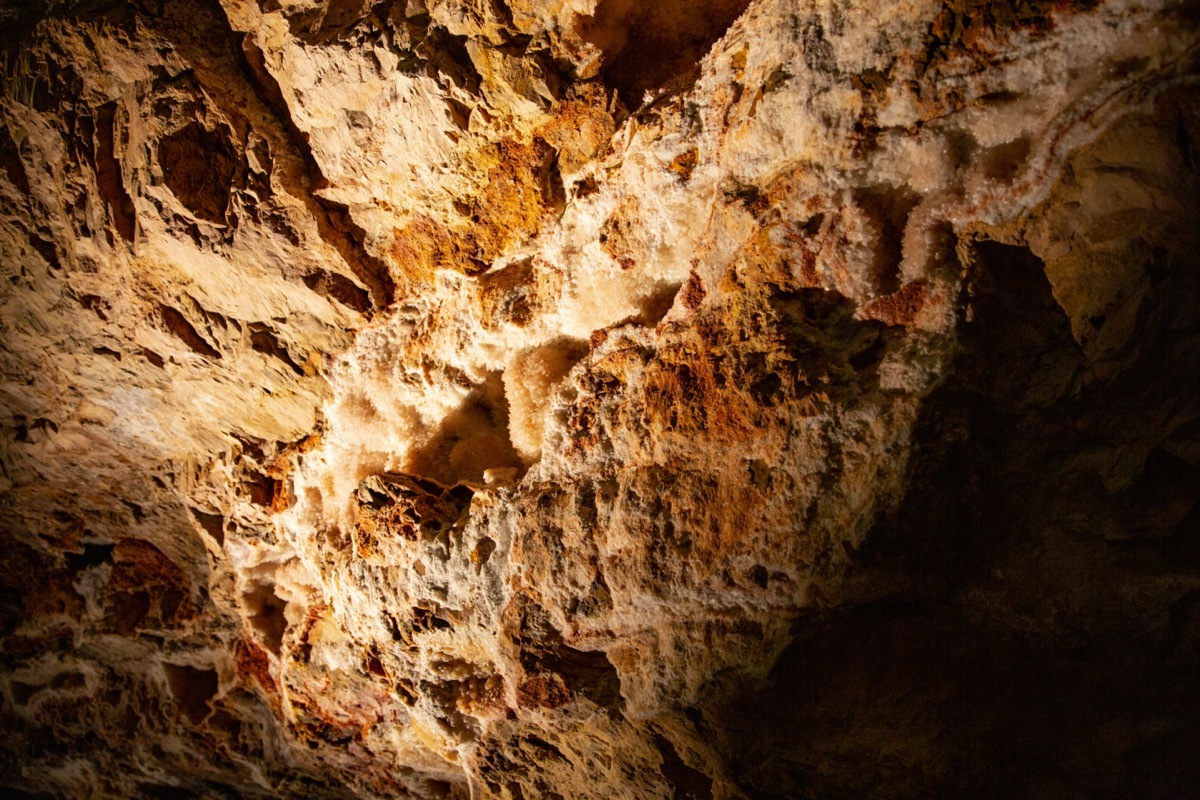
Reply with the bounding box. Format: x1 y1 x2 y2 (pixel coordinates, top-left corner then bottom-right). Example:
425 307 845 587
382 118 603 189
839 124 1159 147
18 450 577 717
1 0 1198 797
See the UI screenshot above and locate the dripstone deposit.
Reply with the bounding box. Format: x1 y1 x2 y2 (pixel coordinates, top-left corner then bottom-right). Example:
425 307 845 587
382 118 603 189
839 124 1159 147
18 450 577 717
1 0 1198 797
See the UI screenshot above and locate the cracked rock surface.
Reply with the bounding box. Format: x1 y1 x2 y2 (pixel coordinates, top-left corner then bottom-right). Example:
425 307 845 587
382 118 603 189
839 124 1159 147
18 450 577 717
1 0 1198 797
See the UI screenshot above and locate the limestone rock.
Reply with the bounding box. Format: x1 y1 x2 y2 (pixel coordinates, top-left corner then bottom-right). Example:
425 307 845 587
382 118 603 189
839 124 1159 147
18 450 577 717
1 0 1198 797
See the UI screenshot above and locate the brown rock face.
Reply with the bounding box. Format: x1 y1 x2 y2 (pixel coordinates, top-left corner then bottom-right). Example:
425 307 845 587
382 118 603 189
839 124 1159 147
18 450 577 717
1 0 1198 798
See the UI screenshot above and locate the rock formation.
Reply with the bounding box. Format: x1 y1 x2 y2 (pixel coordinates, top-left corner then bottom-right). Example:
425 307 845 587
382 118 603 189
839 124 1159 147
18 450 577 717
1 0 1198 797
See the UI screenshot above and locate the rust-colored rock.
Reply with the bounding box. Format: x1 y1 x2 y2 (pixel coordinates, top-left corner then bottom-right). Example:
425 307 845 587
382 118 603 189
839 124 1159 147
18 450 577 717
2 0 1198 798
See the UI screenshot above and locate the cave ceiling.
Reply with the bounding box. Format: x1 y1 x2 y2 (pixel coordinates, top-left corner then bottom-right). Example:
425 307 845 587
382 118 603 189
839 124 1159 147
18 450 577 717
1 0 1198 797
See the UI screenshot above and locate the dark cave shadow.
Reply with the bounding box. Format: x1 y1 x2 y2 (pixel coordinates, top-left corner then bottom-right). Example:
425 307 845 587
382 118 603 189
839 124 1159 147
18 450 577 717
703 238 1200 800
404 370 524 487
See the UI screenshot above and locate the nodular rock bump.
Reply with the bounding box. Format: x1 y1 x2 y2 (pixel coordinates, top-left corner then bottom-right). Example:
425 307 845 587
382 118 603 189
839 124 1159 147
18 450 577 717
1 0 1198 797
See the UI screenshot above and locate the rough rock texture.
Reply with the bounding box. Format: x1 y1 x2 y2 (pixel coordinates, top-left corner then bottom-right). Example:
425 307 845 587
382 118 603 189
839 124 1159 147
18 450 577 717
1 0 1198 797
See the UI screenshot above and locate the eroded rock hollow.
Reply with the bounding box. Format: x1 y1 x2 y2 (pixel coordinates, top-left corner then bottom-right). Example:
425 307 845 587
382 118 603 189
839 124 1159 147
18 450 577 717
2 0 1198 797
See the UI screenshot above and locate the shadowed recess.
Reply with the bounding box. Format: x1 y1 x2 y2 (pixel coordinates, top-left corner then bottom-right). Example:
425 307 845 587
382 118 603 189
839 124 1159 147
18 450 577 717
581 0 754 108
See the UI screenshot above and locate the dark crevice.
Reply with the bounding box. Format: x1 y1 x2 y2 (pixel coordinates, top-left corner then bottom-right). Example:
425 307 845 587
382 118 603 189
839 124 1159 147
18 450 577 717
29 233 61 270
162 663 218 725
284 0 372 43
516 601 622 712
141 347 165 368
189 508 225 547
857 240 1083 580
422 27 483 96
637 282 682 327
248 324 304 376
582 0 754 110
654 734 714 800
980 135 1032 182
94 101 136 242
301 269 371 313
316 198 396 307
64 542 114 572
765 288 890 402
158 121 236 224
243 582 286 655
545 644 621 711
1 124 31 198
852 184 921 295
160 304 222 359
406 371 523 486
241 471 280 508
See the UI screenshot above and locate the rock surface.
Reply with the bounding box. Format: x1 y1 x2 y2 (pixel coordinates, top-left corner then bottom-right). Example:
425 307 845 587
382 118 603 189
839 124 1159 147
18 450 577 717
1 0 1198 797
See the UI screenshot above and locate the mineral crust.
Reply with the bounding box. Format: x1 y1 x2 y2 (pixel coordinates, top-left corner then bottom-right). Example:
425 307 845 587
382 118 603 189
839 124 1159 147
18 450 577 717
1 0 1198 797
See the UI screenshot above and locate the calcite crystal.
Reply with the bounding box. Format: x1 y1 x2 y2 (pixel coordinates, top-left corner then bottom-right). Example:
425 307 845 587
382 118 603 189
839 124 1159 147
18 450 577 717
2 0 1198 797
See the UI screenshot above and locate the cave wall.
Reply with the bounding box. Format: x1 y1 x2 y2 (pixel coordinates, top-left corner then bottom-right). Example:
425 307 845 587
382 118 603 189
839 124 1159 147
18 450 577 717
1 0 1198 797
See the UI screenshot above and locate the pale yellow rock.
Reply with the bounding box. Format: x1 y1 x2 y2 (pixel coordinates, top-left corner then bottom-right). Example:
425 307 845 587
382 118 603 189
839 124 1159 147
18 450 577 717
1 0 1198 797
